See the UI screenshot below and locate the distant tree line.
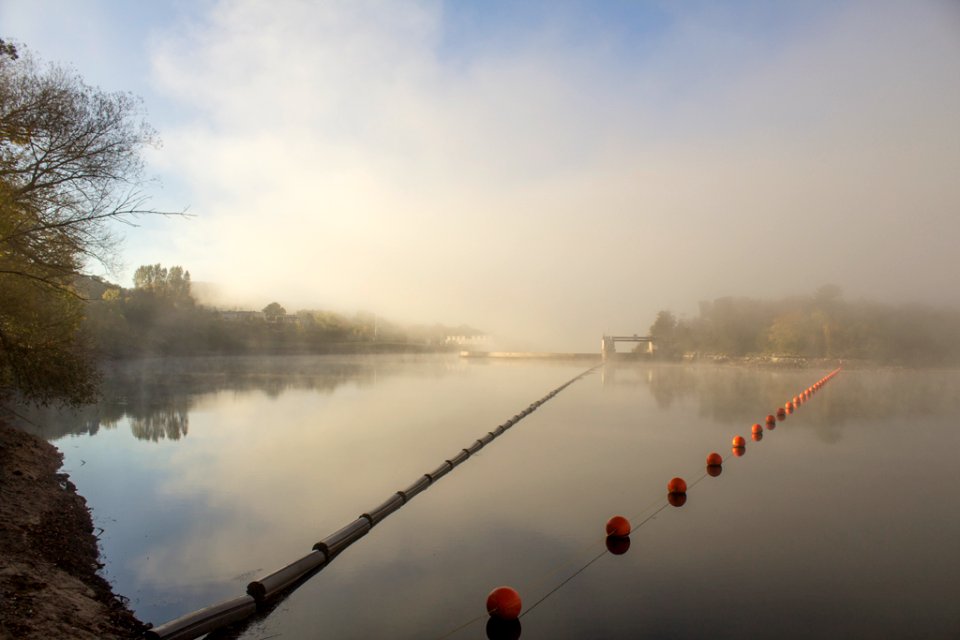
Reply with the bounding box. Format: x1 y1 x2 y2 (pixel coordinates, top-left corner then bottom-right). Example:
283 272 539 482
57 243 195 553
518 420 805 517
648 285 960 364
82 264 482 358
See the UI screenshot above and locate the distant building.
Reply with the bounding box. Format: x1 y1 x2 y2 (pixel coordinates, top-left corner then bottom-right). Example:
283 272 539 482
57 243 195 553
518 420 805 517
444 334 491 347
219 310 265 322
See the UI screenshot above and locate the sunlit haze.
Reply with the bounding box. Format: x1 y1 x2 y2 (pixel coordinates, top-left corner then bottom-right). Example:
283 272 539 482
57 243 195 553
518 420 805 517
3 0 958 350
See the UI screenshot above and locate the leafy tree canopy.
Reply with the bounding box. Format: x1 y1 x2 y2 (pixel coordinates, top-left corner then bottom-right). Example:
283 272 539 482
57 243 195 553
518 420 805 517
1 39 167 405
133 264 192 303
649 286 960 364
262 302 286 318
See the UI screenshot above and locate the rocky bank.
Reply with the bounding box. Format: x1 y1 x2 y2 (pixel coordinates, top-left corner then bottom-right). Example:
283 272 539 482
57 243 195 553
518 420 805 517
0 420 143 639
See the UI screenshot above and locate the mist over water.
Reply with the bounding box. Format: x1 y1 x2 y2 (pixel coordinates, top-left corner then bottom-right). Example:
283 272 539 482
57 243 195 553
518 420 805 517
18 356 960 638
4 1 958 350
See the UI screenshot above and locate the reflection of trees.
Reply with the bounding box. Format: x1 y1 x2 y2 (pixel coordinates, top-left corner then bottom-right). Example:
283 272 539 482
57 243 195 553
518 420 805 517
129 407 189 442
12 355 448 442
636 364 960 443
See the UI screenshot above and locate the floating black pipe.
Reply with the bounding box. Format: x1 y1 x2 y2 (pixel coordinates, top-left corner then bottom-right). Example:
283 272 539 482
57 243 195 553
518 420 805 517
247 551 327 603
448 449 470 466
362 493 406 525
143 363 602 640
312 517 371 557
144 596 257 640
398 474 432 502
428 460 454 482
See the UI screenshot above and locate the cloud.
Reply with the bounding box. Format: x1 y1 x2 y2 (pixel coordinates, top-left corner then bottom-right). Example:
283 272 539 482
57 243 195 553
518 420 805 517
146 0 960 349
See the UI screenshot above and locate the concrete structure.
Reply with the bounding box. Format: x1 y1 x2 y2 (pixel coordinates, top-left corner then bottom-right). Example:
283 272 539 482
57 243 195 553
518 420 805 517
601 334 654 360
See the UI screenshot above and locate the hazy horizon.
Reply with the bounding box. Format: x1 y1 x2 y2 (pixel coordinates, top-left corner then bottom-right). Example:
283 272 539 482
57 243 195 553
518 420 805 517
3 0 958 351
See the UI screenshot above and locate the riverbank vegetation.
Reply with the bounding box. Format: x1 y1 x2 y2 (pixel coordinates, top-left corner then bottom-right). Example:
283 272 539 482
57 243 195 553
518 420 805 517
648 285 960 365
0 39 168 407
81 264 483 359
0 39 478 409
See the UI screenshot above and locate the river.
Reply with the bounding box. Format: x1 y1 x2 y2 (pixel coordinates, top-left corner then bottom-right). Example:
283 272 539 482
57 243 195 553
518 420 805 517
18 355 960 639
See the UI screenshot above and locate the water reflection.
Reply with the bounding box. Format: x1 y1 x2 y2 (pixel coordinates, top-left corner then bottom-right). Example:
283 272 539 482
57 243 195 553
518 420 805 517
130 407 190 442
604 364 960 444
13 355 449 442
605 536 631 555
8 360 957 638
667 493 687 507
15 361 958 448
486 617 522 640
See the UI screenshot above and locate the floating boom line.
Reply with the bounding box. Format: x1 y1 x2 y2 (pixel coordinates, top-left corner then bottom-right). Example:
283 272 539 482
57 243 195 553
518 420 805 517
144 363 602 640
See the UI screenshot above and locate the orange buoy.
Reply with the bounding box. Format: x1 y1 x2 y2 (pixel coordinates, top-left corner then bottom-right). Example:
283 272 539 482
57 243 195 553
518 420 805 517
706 452 723 467
487 586 522 620
751 423 763 435
606 515 631 537
776 407 786 419
765 414 776 425
793 395 800 405
732 435 746 447
667 477 687 494
731 446 745 457
668 492 687 507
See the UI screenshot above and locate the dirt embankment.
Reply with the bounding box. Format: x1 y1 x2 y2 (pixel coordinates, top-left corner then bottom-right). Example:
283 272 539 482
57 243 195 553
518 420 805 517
0 420 143 639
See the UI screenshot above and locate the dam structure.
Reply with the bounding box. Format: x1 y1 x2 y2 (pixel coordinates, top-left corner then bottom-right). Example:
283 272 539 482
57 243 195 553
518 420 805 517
601 334 654 361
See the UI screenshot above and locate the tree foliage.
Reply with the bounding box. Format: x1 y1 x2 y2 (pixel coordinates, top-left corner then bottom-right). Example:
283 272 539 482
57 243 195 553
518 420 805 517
650 287 960 364
82 267 477 357
0 40 162 405
133 264 192 303
262 302 286 319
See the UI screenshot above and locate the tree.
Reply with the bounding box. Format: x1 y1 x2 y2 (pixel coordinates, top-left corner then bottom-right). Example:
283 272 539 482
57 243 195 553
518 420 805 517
649 310 679 356
262 302 286 319
1 40 168 405
133 263 192 304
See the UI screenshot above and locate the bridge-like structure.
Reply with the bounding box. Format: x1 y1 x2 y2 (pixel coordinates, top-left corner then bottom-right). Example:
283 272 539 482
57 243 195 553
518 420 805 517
601 334 654 360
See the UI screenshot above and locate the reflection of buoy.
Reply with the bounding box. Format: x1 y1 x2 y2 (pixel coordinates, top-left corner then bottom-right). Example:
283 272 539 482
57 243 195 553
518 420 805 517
606 515 631 537
786 401 794 411
751 423 762 435
606 535 631 555
732 435 746 447
487 587 522 620
765 414 776 425
706 452 723 467
776 407 787 419
667 477 687 494
486 616 522 640
667 492 687 507
751 431 762 442
732 445 745 457
707 464 722 477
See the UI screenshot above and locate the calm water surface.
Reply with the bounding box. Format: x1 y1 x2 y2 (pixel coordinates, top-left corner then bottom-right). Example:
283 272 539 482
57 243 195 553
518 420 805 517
22 355 960 639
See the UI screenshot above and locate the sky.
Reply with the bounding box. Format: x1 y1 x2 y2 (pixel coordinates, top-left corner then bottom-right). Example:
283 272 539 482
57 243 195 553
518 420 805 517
2 0 959 350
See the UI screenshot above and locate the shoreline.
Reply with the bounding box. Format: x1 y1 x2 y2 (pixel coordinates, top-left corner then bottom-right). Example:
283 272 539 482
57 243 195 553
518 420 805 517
0 420 144 639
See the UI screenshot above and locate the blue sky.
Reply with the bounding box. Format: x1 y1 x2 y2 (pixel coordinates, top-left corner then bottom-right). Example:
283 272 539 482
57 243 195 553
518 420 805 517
2 0 958 349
